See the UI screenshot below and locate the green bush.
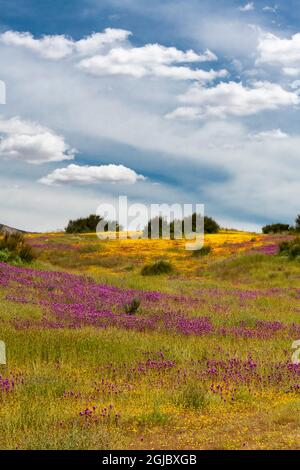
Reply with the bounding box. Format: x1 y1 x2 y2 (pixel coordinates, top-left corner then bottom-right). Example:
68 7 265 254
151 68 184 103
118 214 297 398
143 214 220 239
0 248 23 265
18 244 36 263
141 260 173 276
203 216 220 234
278 238 300 260
173 214 220 236
262 223 290 234
0 248 14 263
124 298 141 315
65 214 121 234
0 232 36 263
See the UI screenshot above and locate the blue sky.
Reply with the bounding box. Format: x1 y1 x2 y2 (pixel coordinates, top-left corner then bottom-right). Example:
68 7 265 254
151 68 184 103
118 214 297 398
1 0 300 231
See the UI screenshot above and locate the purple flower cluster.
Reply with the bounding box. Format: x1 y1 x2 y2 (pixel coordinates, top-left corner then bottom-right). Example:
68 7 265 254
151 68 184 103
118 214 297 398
173 316 213 336
0 376 14 393
253 244 279 255
1 261 299 339
79 404 120 426
0 372 23 394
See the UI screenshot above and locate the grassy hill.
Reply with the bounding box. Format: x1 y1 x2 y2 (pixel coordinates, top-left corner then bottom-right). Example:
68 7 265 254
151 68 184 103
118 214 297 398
0 231 299 449
0 224 27 234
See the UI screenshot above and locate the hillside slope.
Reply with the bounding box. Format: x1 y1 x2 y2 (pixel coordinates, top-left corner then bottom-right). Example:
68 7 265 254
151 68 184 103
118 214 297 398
0 223 27 234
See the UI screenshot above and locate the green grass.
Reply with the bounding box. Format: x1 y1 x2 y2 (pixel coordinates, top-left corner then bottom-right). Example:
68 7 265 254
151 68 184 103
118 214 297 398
1 233 300 449
211 253 300 287
0 321 298 449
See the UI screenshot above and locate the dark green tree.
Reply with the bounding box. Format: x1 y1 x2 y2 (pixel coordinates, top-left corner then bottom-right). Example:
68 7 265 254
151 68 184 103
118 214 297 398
143 214 220 239
262 223 290 234
65 214 121 233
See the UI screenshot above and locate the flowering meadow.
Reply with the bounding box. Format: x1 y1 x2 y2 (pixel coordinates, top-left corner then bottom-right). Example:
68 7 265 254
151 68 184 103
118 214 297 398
0 231 299 449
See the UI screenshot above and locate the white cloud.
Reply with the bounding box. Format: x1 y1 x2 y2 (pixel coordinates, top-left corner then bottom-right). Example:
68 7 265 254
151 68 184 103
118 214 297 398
2 24 300 230
0 116 76 163
262 5 277 13
0 31 74 59
165 107 200 120
0 28 225 83
0 28 131 59
75 28 132 56
249 128 288 140
168 81 299 119
39 163 145 185
78 44 225 81
238 2 255 12
283 67 300 77
257 32 300 69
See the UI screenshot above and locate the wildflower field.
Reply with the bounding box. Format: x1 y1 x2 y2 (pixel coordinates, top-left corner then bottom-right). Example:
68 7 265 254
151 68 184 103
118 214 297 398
0 231 300 450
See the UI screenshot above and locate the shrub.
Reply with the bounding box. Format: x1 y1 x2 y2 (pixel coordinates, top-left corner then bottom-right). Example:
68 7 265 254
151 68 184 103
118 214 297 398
143 214 220 239
0 248 14 263
278 238 300 260
0 231 23 251
18 244 36 263
203 216 220 234
124 298 141 315
0 232 36 263
192 245 212 257
65 214 121 234
289 244 300 259
262 223 290 234
141 260 173 276
174 214 220 237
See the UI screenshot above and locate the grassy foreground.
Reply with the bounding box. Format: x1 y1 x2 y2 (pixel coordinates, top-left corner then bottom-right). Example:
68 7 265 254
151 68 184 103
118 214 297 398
0 231 300 449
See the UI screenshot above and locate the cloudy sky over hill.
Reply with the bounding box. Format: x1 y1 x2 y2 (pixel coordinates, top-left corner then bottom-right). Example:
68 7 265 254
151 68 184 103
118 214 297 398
1 0 300 231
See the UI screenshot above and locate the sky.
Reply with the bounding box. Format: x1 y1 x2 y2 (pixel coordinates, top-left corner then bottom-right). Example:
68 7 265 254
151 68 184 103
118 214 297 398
1 0 300 232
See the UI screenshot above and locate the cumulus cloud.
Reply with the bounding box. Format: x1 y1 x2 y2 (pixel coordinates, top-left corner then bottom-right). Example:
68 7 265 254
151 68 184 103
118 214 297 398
238 2 255 12
0 28 131 59
0 31 74 59
0 116 76 163
2 21 300 230
75 28 132 56
0 28 225 83
78 44 225 81
167 81 299 119
257 32 300 71
39 163 146 185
